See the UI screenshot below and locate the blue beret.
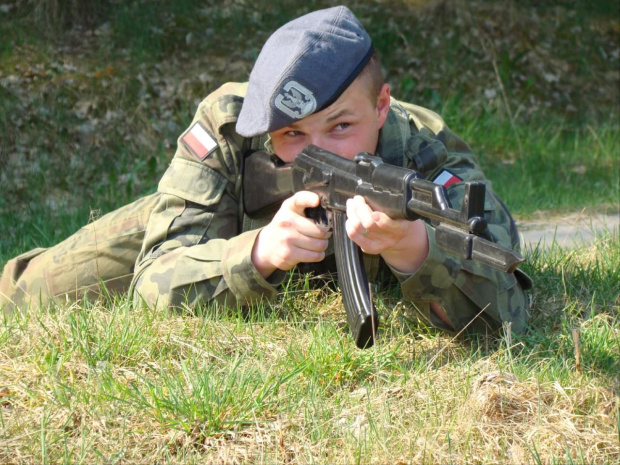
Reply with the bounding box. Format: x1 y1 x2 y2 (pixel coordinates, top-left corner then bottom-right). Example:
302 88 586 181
236 6 373 137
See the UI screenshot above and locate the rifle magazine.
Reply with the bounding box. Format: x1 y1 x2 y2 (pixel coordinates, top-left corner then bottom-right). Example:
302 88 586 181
332 210 378 348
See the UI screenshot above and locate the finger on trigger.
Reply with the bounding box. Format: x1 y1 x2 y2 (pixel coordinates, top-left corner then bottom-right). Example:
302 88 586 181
295 190 321 208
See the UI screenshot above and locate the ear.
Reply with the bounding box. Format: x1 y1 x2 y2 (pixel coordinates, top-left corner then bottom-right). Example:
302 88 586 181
376 83 391 129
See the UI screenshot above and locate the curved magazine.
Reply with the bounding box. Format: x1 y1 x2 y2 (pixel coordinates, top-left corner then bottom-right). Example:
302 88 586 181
332 210 378 348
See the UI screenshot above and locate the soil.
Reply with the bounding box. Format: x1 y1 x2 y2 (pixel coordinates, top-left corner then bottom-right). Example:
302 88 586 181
517 211 619 250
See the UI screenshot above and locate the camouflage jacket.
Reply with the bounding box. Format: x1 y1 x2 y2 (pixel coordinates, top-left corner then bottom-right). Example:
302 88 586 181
131 82 531 334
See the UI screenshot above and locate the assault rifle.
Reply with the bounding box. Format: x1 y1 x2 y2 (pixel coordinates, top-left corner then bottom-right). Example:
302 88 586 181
244 145 524 349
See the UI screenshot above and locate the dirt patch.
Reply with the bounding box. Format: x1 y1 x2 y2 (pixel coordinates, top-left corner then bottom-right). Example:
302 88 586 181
517 211 619 249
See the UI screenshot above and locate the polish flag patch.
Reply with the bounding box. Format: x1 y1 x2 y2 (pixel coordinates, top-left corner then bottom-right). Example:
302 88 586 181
433 170 462 187
181 122 218 160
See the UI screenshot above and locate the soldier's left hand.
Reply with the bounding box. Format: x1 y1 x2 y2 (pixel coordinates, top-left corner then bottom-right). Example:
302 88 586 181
345 195 429 274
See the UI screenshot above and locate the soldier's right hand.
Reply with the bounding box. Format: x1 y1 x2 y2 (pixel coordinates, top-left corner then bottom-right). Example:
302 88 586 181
251 191 332 278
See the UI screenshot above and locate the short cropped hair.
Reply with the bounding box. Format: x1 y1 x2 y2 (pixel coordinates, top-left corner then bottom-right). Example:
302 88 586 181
358 50 384 102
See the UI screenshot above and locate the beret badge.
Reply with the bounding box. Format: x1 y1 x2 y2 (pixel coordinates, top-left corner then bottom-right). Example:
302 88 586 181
274 81 317 120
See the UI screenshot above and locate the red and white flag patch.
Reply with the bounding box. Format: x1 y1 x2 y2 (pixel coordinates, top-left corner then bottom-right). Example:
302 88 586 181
181 122 218 160
433 170 462 187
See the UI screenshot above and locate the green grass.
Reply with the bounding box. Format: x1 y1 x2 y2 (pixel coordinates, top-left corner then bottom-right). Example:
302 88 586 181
447 105 620 214
1 232 618 463
0 1 618 462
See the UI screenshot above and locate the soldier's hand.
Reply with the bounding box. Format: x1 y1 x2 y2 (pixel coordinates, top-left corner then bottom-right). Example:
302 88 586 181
252 191 332 278
345 195 429 274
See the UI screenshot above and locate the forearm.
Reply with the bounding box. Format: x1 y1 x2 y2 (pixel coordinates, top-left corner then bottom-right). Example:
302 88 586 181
129 169 284 310
378 219 429 274
383 99 531 333
392 223 529 334
131 228 285 309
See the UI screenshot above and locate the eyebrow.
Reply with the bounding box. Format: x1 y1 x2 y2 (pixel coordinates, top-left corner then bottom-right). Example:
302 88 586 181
280 108 355 132
325 108 355 123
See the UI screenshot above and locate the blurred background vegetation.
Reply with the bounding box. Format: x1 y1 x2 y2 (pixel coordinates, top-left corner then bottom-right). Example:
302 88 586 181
0 0 618 260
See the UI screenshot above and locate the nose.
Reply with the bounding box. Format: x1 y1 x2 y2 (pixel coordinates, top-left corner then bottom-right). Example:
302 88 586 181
308 134 325 149
308 136 344 156
307 138 351 160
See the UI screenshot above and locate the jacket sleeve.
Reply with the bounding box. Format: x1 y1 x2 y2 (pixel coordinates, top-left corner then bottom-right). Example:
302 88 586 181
130 83 284 310
392 103 531 334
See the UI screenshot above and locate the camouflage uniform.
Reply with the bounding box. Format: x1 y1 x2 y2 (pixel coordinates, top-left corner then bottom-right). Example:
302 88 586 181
130 81 531 334
1 81 530 333
0 194 159 315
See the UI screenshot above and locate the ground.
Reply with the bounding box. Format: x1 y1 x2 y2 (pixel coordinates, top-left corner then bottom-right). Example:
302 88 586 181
518 209 619 250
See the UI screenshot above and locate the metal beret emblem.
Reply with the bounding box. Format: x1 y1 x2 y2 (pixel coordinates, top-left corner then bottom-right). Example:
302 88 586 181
274 81 317 120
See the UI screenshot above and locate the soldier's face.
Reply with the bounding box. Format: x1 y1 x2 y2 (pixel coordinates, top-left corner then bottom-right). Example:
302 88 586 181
269 77 391 163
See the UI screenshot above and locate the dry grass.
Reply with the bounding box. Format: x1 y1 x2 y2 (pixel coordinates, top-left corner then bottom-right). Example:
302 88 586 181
1 251 618 464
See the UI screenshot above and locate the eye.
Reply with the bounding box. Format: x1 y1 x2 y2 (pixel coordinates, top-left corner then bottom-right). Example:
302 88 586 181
334 122 351 131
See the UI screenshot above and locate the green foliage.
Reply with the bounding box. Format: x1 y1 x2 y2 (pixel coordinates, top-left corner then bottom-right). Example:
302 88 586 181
443 100 620 213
